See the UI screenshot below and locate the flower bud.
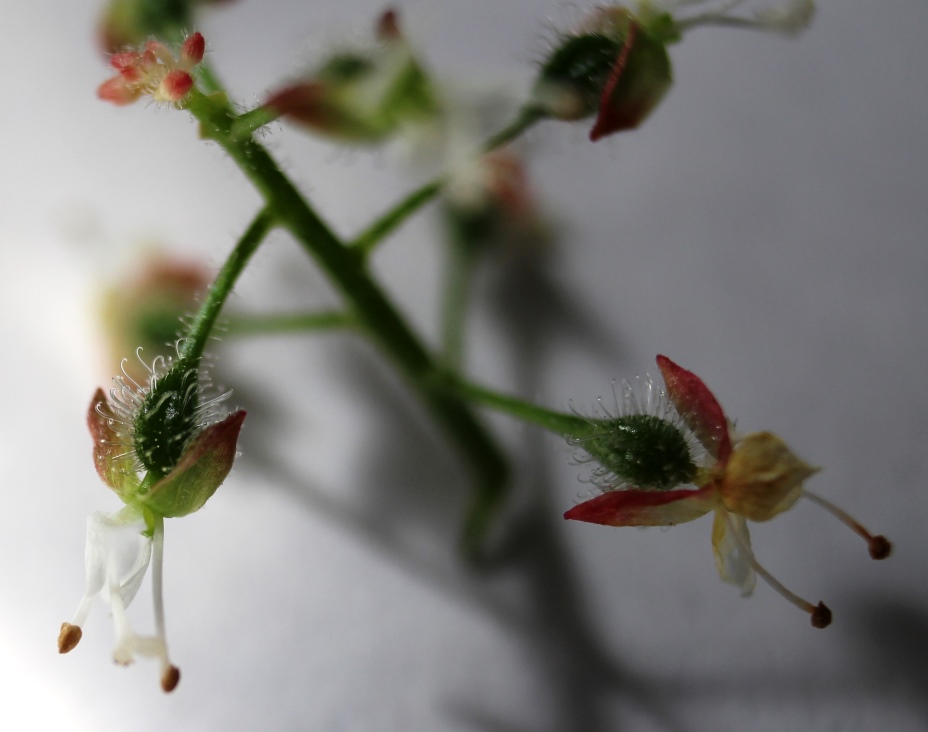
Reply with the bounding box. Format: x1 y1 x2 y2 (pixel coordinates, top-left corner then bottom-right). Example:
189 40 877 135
100 254 210 385
533 7 674 139
443 152 551 257
265 9 439 143
98 33 206 107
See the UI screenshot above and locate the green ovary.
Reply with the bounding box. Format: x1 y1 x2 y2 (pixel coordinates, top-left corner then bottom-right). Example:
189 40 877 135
133 365 200 477
587 414 697 490
537 33 627 114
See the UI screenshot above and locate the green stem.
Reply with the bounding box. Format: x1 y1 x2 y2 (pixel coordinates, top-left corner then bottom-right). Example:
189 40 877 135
186 90 508 552
179 207 276 364
230 105 283 142
195 61 226 98
351 180 441 257
440 237 477 370
445 376 593 438
480 103 547 153
225 310 356 337
350 104 547 258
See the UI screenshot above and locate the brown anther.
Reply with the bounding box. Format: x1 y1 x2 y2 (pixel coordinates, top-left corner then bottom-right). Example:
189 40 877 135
161 664 181 693
810 602 832 629
868 535 892 560
58 623 83 654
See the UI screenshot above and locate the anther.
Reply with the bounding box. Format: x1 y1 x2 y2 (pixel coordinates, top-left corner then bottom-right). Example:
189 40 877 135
58 623 83 653
161 664 181 692
868 535 892 560
803 490 892 560
810 602 832 629
724 511 829 628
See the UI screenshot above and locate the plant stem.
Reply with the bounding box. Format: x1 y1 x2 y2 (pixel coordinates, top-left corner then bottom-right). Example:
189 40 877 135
445 376 593 438
350 104 547 258
179 207 276 365
440 237 477 371
351 180 441 257
230 105 283 142
225 310 356 337
481 104 547 152
186 90 508 552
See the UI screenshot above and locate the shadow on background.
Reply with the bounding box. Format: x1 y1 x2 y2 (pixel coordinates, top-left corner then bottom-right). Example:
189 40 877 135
220 227 925 731
231 241 698 731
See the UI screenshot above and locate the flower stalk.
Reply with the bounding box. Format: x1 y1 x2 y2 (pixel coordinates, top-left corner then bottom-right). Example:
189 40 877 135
185 89 509 551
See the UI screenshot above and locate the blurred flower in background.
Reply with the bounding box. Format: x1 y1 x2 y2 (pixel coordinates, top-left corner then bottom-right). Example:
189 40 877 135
99 253 209 383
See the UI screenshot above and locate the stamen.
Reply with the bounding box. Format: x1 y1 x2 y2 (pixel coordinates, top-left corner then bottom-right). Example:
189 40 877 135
161 665 181 693
58 623 83 653
151 515 180 693
723 511 831 628
802 490 892 560
152 516 166 639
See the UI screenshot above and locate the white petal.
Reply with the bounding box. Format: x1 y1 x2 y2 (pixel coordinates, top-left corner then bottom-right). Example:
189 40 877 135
82 513 111 599
711 509 757 596
115 533 153 607
87 507 152 610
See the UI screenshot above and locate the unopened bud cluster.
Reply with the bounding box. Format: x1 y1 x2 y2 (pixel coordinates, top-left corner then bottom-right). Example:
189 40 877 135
98 32 205 106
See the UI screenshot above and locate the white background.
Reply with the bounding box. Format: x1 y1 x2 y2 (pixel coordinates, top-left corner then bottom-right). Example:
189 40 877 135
1 1 926 730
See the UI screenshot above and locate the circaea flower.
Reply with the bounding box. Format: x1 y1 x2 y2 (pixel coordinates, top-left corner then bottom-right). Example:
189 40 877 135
59 348 245 691
264 10 440 143
533 1 815 140
565 355 890 628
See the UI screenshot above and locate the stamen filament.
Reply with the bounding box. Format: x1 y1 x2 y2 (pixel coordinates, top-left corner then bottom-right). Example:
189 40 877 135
723 511 831 628
151 515 180 692
802 490 892 560
152 515 166 639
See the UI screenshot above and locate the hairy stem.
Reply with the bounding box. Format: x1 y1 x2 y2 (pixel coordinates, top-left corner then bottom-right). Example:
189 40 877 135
440 237 477 370
186 90 509 551
180 207 276 365
350 104 547 258
446 376 593 437
351 180 442 257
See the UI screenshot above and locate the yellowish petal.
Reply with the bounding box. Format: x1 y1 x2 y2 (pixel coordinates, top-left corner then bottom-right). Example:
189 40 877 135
721 432 818 521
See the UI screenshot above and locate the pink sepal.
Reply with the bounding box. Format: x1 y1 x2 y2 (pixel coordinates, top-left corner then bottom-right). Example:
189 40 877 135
589 21 638 141
657 355 732 463
88 388 140 499
565 485 716 527
143 411 246 518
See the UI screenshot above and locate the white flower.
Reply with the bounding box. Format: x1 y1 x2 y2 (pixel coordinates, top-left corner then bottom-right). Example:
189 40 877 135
59 506 180 692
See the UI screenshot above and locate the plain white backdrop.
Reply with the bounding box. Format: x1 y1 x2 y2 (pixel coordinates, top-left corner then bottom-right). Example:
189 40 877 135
1 1 926 730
